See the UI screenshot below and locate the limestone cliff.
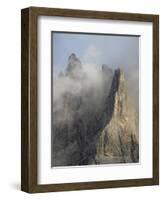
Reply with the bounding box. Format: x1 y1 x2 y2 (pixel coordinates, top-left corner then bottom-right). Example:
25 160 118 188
95 69 139 164
52 54 139 167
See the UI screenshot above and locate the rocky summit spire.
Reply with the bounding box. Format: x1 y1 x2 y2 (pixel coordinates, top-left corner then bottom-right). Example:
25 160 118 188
95 68 139 164
52 53 139 167
111 69 128 117
66 53 83 78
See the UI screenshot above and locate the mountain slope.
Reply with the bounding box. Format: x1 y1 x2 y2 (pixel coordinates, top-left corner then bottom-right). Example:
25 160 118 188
52 54 139 166
94 69 139 164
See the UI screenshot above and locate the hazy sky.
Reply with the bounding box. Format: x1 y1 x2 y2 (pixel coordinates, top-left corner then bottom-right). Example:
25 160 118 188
52 32 139 109
52 32 139 76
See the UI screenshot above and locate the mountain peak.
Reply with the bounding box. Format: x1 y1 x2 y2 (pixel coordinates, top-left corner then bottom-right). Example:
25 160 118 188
111 68 127 117
102 64 113 75
95 69 138 164
115 68 125 81
66 53 83 78
68 53 77 60
102 68 127 124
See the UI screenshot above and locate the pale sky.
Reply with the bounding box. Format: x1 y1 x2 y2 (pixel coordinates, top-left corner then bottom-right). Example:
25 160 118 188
52 31 139 77
52 31 139 109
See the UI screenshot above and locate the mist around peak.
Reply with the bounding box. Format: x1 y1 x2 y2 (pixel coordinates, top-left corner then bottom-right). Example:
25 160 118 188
52 53 139 167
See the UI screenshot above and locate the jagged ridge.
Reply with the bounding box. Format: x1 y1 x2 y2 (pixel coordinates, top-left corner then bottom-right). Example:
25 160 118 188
52 54 139 166
95 69 139 164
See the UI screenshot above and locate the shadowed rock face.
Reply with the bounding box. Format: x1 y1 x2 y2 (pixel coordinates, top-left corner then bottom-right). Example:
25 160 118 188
66 53 83 79
52 54 139 167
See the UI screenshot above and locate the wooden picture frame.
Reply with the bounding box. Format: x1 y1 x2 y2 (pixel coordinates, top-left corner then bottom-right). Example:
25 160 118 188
21 7 159 193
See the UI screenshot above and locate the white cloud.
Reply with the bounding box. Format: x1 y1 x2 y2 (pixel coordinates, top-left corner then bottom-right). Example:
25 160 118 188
82 44 101 64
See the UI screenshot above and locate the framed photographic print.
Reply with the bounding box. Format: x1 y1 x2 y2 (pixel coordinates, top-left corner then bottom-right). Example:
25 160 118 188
21 7 159 193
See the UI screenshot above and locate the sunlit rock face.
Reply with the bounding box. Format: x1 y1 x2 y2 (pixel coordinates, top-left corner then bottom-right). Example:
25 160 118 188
95 69 139 164
52 54 139 167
